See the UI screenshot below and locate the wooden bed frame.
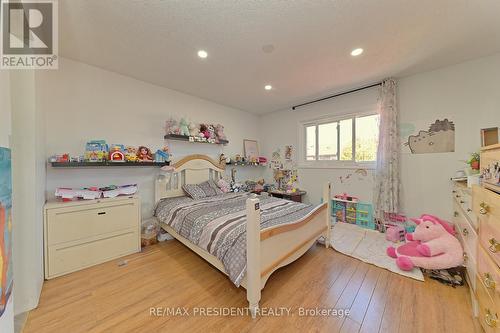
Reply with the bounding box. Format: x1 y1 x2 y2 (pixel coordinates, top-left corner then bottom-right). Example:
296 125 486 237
155 154 331 318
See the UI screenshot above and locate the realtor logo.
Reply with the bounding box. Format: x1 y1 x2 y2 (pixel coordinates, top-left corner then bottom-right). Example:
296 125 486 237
1 0 58 69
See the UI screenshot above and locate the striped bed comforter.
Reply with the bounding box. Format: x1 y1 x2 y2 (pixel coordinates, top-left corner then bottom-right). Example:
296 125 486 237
154 192 315 286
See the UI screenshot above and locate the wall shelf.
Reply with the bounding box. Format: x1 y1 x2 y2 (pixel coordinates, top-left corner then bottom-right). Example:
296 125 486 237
227 162 265 167
50 161 170 168
164 134 229 145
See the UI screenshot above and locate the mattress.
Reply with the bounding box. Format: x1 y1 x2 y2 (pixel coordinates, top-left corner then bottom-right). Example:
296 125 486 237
154 192 315 286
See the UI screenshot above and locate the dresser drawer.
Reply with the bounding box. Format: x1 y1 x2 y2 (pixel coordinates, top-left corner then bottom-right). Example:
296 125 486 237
478 245 500 305
453 185 478 229
456 228 477 290
474 186 500 266
47 229 139 278
453 201 478 260
47 200 139 245
477 276 500 332
473 185 500 222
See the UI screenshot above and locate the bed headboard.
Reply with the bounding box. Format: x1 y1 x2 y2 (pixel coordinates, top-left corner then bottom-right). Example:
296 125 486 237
155 154 225 201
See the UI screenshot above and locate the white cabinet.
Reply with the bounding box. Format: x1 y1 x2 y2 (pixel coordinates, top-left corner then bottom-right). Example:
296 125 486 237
44 196 141 279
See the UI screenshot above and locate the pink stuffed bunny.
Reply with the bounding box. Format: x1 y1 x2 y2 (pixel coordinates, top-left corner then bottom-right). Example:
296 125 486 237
387 214 463 271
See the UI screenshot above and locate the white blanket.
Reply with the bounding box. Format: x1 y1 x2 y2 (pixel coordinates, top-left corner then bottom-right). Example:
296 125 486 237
331 222 424 281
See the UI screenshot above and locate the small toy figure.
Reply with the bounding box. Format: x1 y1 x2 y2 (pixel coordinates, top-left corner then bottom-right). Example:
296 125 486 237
179 118 190 136
219 153 227 165
125 146 138 162
109 145 125 162
137 146 153 161
189 122 200 137
215 124 226 142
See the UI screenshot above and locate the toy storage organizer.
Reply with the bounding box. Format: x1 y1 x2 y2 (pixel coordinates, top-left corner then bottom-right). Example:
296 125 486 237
332 199 375 230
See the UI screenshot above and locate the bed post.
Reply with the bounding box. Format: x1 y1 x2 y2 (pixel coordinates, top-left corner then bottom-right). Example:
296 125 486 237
323 182 332 248
246 196 261 319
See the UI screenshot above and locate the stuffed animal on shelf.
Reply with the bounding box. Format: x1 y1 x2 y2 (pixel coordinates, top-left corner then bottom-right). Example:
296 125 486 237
387 214 463 271
207 124 216 143
189 122 200 137
215 124 226 142
165 118 178 135
200 124 210 140
136 146 153 162
179 118 190 136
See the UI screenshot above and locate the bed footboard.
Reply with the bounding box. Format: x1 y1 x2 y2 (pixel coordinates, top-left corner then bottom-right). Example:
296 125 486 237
245 182 331 319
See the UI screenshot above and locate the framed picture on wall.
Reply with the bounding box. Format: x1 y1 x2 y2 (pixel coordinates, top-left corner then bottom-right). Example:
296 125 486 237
243 139 259 160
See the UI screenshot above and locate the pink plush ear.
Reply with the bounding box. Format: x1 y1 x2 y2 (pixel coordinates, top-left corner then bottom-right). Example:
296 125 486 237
410 218 421 225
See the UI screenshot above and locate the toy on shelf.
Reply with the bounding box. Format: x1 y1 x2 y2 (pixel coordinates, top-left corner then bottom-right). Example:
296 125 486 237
165 118 179 135
179 118 190 136
332 197 374 229
189 122 200 137
387 214 463 271
215 124 226 143
334 193 359 202
154 147 170 163
109 144 126 162
125 146 138 162
49 153 70 163
137 146 153 162
85 140 109 162
207 125 216 143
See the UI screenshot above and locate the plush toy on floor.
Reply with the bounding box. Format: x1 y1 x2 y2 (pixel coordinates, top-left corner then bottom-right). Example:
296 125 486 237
387 214 463 271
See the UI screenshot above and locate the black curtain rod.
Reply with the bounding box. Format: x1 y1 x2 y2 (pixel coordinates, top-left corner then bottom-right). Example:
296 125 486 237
291 82 382 110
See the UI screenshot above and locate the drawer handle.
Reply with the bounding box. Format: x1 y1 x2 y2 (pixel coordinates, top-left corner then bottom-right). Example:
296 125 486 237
98 212 106 215
485 309 498 328
452 190 457 193
484 273 497 290
489 238 500 253
455 194 460 198
453 211 459 217
480 202 490 215
459 200 465 204
467 208 472 213
462 228 469 237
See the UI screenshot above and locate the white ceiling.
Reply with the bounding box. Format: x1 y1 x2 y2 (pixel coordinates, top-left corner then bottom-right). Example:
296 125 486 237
60 0 500 114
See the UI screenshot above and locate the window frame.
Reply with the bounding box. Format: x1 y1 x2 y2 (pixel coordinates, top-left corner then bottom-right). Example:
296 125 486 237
298 110 379 169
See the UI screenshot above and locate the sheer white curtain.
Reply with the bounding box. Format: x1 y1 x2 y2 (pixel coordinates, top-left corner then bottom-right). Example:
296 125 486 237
373 78 400 219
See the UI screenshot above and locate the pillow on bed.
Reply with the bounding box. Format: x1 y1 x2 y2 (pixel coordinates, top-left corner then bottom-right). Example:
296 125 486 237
183 180 222 199
217 178 231 193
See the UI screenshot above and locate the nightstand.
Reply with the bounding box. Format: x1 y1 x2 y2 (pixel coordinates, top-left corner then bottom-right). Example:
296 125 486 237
267 190 306 203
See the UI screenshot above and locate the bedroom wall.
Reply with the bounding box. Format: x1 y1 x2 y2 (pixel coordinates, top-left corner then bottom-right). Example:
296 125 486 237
259 88 379 205
0 70 14 333
11 70 46 315
260 53 500 220
38 58 263 219
399 53 500 218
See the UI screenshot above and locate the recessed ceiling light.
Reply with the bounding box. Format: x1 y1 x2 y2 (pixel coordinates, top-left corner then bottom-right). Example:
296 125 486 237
351 48 364 56
197 50 208 59
264 85 272 91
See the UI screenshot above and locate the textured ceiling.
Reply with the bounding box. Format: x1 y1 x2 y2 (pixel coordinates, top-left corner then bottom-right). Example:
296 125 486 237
60 0 500 114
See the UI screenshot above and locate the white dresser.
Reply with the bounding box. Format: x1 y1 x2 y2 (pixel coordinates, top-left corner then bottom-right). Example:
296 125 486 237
452 179 479 316
44 195 141 279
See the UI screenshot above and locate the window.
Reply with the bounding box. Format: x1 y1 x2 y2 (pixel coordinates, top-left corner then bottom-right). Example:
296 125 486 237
301 113 379 166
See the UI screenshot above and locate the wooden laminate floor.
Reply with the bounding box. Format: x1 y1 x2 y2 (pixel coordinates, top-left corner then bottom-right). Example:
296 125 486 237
24 241 479 333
